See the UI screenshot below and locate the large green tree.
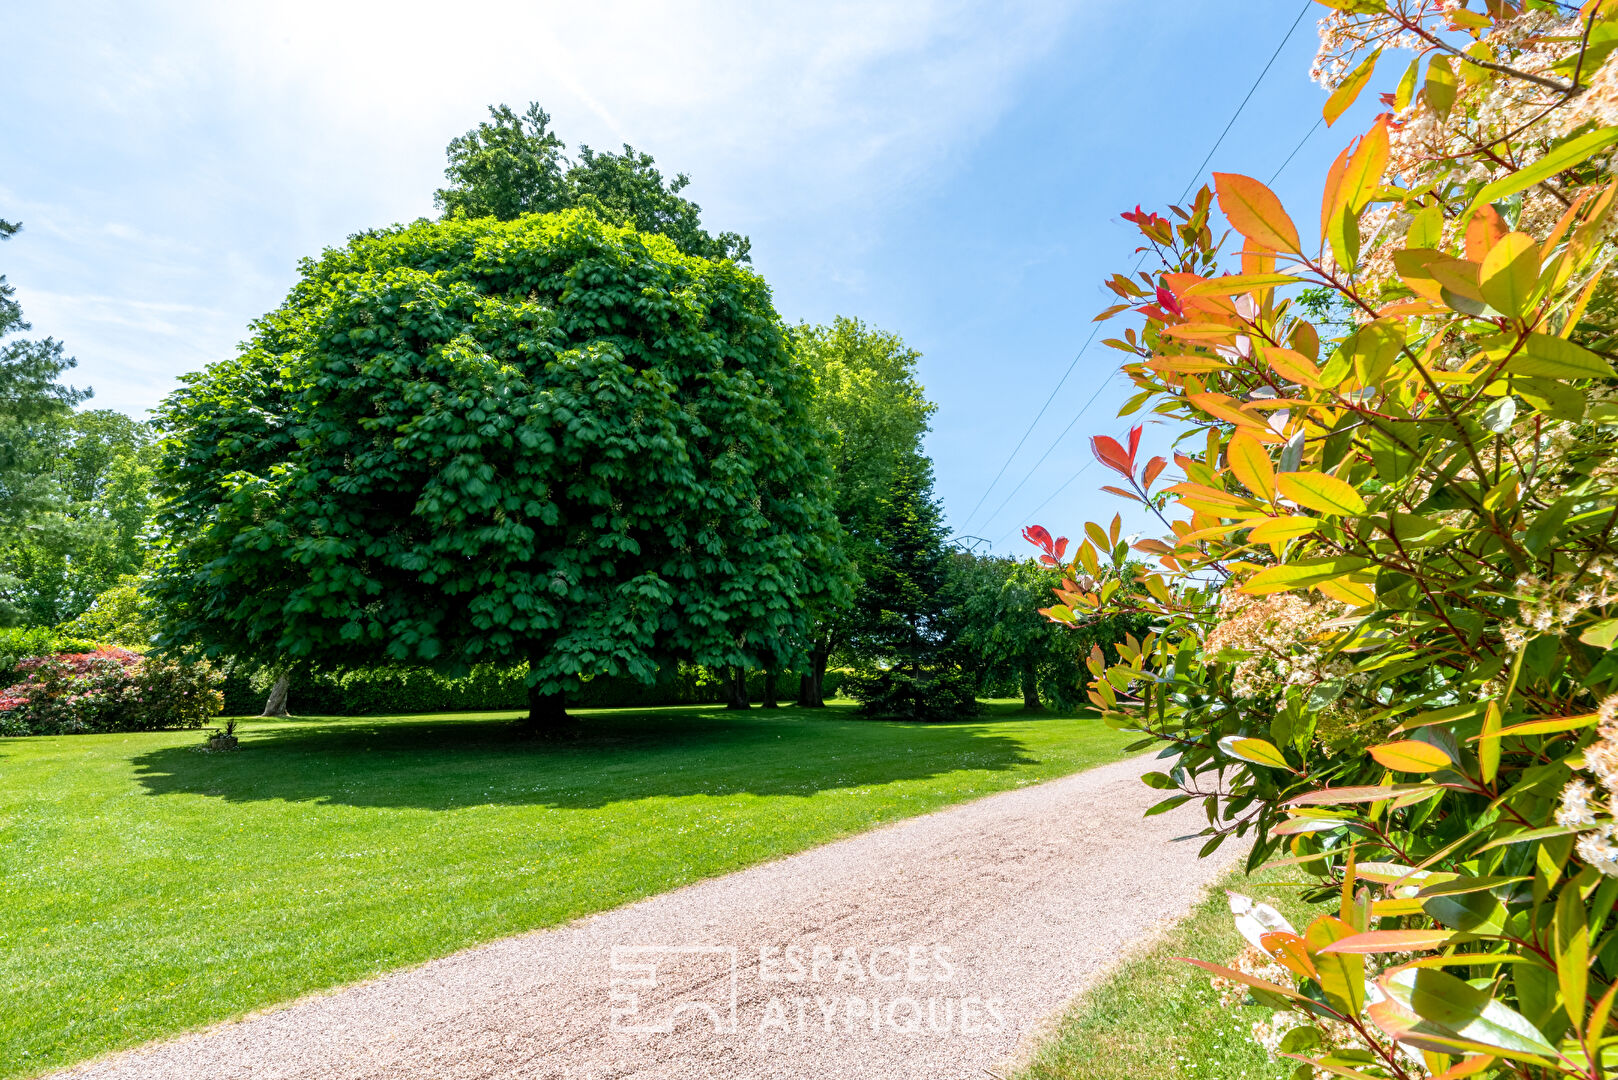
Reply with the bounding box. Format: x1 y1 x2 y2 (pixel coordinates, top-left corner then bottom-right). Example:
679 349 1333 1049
151 209 846 728
794 316 934 705
0 219 93 625
435 103 749 263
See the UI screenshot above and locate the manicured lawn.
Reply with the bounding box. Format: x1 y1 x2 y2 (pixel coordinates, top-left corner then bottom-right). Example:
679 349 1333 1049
0 700 1129 1077
1015 867 1319 1080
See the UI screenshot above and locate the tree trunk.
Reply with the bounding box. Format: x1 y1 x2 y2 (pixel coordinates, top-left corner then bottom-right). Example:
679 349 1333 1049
797 644 829 707
1021 661 1042 711
761 668 779 709
521 649 570 734
726 666 751 709
261 672 290 717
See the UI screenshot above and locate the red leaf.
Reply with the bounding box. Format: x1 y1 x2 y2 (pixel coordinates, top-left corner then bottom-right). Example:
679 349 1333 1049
1142 456 1168 489
1091 435 1133 477
1022 525 1054 554
1126 424 1143 464
1052 536 1069 561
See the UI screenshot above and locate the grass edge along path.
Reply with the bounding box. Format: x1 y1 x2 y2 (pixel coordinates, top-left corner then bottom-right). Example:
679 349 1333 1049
1 701 1129 1078
1013 866 1319 1080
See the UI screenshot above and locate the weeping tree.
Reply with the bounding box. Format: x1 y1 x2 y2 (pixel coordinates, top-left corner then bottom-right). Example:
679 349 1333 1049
151 209 848 729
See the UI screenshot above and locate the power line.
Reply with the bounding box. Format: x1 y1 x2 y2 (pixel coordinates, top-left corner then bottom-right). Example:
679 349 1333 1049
959 1 1316 535
991 109 1329 554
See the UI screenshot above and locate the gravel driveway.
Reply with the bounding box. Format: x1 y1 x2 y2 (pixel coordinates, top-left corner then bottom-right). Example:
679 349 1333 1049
54 753 1244 1080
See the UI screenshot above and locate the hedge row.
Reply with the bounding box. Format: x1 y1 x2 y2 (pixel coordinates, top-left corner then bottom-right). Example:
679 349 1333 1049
220 663 849 717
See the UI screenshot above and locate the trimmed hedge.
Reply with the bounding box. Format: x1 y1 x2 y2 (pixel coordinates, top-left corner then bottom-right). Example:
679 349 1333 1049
220 663 850 716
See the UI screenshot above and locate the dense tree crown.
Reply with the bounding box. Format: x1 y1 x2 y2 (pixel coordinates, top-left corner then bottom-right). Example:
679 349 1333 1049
435 103 749 263
151 209 846 695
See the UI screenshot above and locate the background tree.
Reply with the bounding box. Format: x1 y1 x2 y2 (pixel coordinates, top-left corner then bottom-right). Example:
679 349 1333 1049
794 316 934 705
843 452 977 721
151 209 846 730
950 550 1149 710
2 410 156 625
435 103 749 262
0 218 92 626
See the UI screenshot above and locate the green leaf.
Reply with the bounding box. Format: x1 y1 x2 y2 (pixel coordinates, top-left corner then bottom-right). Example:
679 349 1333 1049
1581 617 1618 649
1423 889 1508 935
1305 916 1367 1017
1479 232 1540 319
1278 472 1367 516
1217 735 1295 772
1325 48 1381 126
1381 967 1558 1060
1393 56 1420 111
1463 126 1618 224
1506 333 1616 380
1424 55 1457 118
1555 885 1589 1029
1240 557 1372 595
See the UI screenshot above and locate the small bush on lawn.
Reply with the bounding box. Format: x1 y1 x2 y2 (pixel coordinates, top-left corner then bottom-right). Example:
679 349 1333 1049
844 665 980 722
0 649 223 736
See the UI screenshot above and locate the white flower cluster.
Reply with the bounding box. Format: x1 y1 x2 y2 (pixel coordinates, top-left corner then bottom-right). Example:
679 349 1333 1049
1556 695 1618 877
1205 591 1352 699
1503 564 1618 652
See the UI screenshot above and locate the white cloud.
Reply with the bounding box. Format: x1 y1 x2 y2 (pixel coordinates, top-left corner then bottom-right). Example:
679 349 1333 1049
4 0 1090 415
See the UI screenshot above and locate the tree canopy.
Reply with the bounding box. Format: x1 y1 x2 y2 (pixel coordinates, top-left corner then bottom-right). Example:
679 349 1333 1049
151 209 846 723
435 103 749 263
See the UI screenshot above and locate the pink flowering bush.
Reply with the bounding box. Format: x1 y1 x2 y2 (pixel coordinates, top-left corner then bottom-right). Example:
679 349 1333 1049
0 648 223 736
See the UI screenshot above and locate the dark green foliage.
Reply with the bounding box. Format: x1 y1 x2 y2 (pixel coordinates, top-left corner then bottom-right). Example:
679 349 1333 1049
0 219 94 624
844 453 979 721
435 103 748 262
151 209 847 702
216 662 849 717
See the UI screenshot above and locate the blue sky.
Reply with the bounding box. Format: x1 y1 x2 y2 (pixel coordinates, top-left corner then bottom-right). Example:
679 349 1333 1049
1 0 1374 555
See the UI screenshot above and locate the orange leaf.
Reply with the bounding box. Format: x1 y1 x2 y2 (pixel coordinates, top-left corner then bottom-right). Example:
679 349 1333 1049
1264 347 1322 389
1367 740 1453 773
1186 392 1274 432
1214 172 1302 255
1146 354 1233 374
1142 456 1168 489
1466 205 1507 263
1099 485 1140 502
1338 117 1390 217
1226 432 1276 500
1320 143 1352 241
1091 435 1132 477
1248 515 1318 543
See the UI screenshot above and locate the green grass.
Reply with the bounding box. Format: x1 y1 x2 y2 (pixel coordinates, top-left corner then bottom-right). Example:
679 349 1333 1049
1015 868 1320 1080
0 699 1131 1078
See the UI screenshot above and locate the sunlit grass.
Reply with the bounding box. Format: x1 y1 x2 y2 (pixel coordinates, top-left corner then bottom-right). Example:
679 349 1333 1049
0 699 1130 1078
1015 867 1319 1080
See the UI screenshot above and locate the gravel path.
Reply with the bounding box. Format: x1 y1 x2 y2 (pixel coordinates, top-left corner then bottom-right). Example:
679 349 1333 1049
56 753 1244 1080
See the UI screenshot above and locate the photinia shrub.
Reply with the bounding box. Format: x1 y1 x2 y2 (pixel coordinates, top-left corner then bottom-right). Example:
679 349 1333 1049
1032 2 1618 1077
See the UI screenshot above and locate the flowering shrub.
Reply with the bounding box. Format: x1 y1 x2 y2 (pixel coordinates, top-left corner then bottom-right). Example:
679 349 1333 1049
0 649 223 736
1032 2 1618 1077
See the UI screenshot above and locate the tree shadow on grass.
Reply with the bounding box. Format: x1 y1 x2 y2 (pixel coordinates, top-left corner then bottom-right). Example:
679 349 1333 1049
128 705 1043 811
